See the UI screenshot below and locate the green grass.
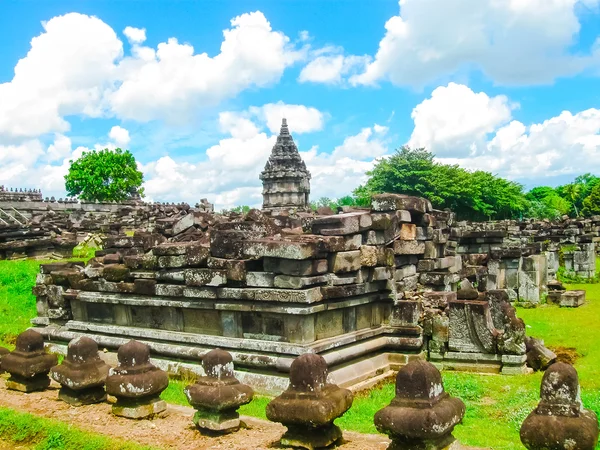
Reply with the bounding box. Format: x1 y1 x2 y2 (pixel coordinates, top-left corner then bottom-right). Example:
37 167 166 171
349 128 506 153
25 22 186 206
2 258 600 449
0 260 44 348
0 407 155 450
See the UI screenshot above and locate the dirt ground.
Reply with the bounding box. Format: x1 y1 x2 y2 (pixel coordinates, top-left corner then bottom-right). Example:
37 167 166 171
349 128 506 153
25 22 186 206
0 378 394 450
0 378 483 450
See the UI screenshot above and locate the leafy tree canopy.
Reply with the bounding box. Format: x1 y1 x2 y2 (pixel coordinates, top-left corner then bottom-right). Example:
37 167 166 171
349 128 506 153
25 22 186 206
64 148 144 202
582 183 600 217
354 146 528 221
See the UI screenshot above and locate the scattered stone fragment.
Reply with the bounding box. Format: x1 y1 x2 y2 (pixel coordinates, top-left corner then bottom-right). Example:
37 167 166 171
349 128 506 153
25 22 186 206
50 336 110 405
520 362 598 450
2 329 57 392
184 349 253 433
525 337 557 371
266 354 353 449
374 360 465 450
105 340 169 419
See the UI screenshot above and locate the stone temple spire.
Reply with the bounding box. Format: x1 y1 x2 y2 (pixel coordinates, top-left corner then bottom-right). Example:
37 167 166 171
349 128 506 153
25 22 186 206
260 118 311 212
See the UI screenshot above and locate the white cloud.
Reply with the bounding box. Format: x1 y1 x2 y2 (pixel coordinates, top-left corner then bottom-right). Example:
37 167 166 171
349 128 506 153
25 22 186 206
108 125 131 147
250 102 325 134
123 26 146 44
406 84 600 182
408 83 514 156
303 124 389 200
349 0 600 87
0 13 123 139
299 52 371 84
0 11 305 140
110 11 303 122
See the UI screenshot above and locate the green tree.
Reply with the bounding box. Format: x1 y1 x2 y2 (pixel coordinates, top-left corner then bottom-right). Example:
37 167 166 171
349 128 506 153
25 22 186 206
582 183 600 216
230 205 251 214
355 146 528 221
560 183 583 217
524 186 571 219
64 148 144 202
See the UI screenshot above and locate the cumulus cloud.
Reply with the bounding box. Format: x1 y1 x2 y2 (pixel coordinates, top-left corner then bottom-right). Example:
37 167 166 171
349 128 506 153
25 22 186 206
0 11 304 140
343 0 600 87
408 83 600 182
0 13 123 140
123 26 146 44
110 12 303 122
108 125 131 147
299 46 371 85
408 83 515 156
250 102 325 134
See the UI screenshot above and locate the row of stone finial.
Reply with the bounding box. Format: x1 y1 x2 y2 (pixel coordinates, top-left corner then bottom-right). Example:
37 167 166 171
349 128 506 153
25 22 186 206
0 329 597 450
0 186 41 193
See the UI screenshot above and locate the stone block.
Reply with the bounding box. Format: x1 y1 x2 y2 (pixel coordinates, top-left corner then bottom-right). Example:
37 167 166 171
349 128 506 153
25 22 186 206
371 266 394 281
359 246 378 267
393 240 425 255
394 265 417 281
182 287 218 299
246 272 275 287
372 194 431 213
157 255 187 269
173 214 195 235
330 251 361 273
112 398 167 419
264 258 328 276
155 284 184 297
343 234 363 250
560 290 585 307
185 269 227 287
102 264 130 282
423 291 457 309
311 211 370 235
274 275 328 289
399 224 417 240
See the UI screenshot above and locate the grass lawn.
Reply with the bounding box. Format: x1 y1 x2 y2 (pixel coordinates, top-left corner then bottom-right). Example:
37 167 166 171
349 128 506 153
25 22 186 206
0 407 155 450
1 258 600 449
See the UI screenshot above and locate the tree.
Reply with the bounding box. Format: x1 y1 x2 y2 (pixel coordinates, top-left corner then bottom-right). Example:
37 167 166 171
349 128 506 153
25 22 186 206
560 183 583 217
525 186 570 219
354 146 528 221
64 148 144 202
582 183 600 216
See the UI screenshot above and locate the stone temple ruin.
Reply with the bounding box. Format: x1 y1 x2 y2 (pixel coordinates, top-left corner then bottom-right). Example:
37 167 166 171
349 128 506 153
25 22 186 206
8 118 596 395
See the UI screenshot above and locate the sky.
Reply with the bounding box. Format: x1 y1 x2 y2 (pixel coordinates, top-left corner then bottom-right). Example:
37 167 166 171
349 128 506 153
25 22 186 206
1 0 600 210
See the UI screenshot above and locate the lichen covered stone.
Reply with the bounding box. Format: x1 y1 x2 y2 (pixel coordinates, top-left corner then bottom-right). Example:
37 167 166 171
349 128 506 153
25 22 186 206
105 340 169 418
184 348 254 433
266 353 353 449
374 360 465 450
2 329 57 392
520 362 598 450
50 336 110 405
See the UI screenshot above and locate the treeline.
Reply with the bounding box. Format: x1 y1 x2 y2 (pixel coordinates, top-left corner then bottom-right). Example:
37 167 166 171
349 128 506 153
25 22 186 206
320 147 600 221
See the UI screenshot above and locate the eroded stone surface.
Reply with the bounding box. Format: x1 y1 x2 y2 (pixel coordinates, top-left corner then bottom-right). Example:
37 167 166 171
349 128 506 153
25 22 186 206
266 354 353 449
374 360 465 450
2 329 57 392
106 340 169 419
520 363 598 450
50 336 110 405
184 348 254 433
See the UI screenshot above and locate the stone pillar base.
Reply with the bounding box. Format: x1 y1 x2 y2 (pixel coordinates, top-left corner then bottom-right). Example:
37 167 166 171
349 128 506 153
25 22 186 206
112 396 167 419
6 374 50 393
388 434 456 450
193 408 241 433
58 386 107 406
280 424 342 450
501 354 530 375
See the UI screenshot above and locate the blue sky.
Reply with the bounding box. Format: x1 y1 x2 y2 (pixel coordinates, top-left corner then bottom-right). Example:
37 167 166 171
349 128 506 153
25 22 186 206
1 0 600 209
